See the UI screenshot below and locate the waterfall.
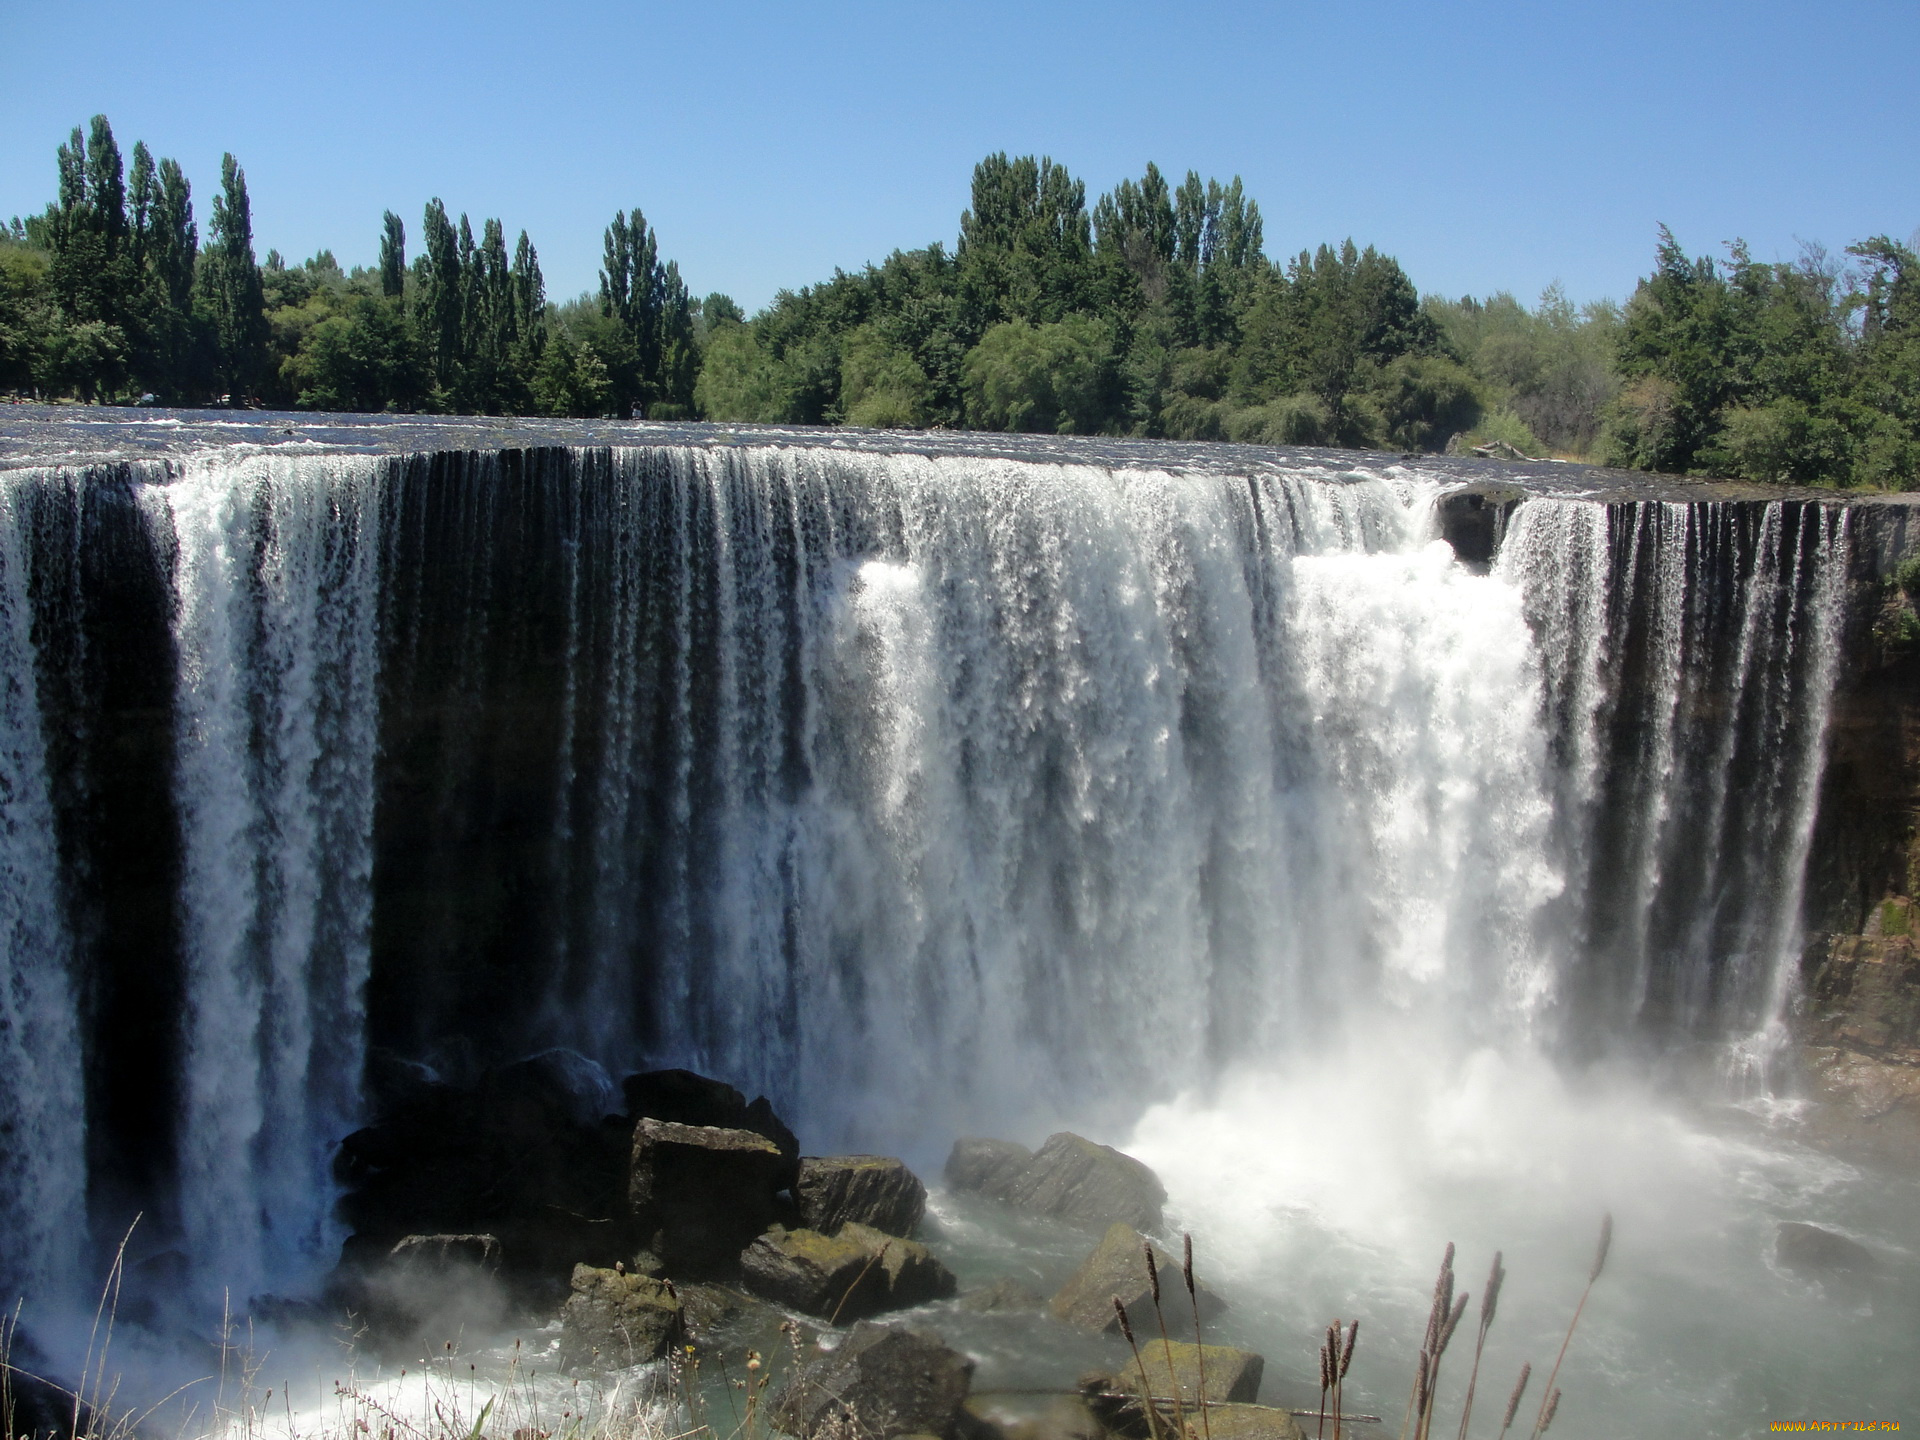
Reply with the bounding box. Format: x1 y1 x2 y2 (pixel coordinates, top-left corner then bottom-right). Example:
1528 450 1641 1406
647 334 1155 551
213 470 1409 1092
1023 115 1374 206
156 455 384 1306
1498 498 1850 1067
0 438 1858 1324
0 472 86 1310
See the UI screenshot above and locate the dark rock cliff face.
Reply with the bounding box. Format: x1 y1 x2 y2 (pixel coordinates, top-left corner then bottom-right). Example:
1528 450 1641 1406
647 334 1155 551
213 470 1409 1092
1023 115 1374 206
1795 500 1920 1162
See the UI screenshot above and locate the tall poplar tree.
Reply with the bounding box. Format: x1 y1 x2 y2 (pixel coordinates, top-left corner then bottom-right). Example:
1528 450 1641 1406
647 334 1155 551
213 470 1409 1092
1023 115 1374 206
380 211 406 299
416 199 464 397
197 153 267 401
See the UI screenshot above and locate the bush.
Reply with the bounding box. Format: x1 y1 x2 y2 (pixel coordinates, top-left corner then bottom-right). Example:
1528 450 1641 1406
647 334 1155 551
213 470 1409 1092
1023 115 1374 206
1224 392 1334 446
840 325 931 429
1371 353 1484 452
694 324 791 422
963 316 1115 433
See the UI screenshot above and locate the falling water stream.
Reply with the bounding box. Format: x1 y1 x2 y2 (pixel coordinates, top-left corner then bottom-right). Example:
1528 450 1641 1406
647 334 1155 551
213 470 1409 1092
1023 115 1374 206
0 417 1910 1437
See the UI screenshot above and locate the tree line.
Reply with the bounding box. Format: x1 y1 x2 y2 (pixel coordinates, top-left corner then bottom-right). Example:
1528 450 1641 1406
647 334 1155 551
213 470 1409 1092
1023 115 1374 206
2 116 1913 487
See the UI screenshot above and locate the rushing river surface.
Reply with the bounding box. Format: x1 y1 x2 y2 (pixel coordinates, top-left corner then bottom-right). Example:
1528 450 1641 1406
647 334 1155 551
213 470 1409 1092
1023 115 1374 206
0 408 1912 1437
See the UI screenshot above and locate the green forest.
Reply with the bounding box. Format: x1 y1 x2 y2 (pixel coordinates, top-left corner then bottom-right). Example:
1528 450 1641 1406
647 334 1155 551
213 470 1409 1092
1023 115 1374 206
3 116 1915 487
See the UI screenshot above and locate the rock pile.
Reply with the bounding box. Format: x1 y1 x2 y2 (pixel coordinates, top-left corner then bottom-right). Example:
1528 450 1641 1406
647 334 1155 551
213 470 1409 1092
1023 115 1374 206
330 1059 950 1354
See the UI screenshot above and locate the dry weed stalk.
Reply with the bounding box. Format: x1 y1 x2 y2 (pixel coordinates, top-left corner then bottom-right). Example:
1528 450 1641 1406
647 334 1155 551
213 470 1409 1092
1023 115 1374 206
1492 1363 1531 1440
1181 1236 1211 1440
1111 1298 1164 1440
1452 1252 1504 1440
1141 1246 1188 1440
1526 1214 1610 1440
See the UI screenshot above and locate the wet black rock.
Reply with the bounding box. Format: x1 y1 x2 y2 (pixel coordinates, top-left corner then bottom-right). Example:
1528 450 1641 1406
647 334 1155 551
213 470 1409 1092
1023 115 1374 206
773 1321 985 1440
334 1049 631 1285
624 1068 800 1159
628 1118 792 1275
796 1155 928 1237
946 1134 1164 1232
1050 1223 1225 1336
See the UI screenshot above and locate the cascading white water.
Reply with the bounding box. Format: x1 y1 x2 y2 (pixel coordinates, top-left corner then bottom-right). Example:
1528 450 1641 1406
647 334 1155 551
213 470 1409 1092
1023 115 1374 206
0 437 1885 1435
156 455 383 1307
0 472 86 1310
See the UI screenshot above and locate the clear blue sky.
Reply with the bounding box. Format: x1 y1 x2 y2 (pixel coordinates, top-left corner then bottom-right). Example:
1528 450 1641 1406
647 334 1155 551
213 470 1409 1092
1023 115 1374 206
3 0 1914 315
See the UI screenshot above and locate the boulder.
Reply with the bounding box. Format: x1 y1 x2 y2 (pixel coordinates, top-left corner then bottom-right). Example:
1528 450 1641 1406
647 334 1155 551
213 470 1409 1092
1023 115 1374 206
1050 1224 1225 1337
1001 1134 1165 1232
624 1068 799 1159
1776 1221 1881 1293
797 1155 929 1238
840 1222 958 1310
629 1118 793 1274
333 1051 633 1285
773 1321 978 1440
741 1223 956 1320
559 1263 684 1370
945 1137 1033 1197
1106 1342 1264 1406
740 1226 872 1318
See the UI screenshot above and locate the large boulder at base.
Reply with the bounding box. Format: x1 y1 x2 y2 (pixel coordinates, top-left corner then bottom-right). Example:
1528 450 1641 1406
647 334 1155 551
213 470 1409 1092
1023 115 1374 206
945 1134 1165 1232
945 1137 1033 1197
796 1155 929 1238
623 1069 799 1159
741 1223 956 1320
1776 1222 1881 1293
560 1263 684 1370
1002 1134 1165 1232
629 1118 792 1274
333 1050 633 1286
773 1322 979 1440
1051 1224 1225 1337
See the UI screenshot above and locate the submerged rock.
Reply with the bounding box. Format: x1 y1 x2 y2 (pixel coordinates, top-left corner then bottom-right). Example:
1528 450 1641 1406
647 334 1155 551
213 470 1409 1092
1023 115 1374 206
957 1277 1047 1313
796 1155 929 1237
1051 1223 1225 1336
628 1118 792 1274
559 1262 684 1370
1193 1405 1307 1440
945 1133 1165 1232
741 1222 956 1319
1776 1221 1881 1295
773 1321 982 1440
